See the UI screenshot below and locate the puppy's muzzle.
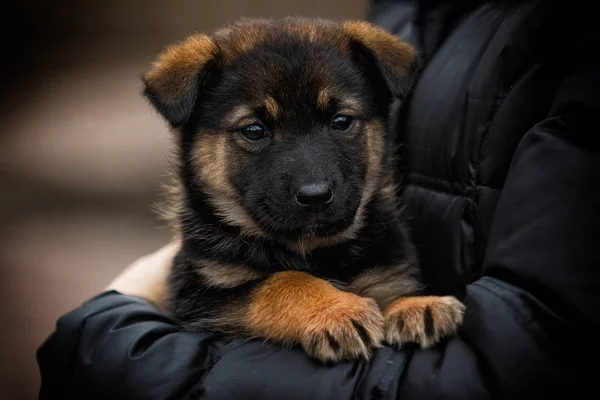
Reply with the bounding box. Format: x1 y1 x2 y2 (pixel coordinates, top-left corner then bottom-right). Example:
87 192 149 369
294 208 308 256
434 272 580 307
295 182 334 213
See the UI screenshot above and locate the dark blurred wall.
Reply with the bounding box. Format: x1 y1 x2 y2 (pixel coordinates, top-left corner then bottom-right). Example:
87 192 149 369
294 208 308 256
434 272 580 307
0 1 368 398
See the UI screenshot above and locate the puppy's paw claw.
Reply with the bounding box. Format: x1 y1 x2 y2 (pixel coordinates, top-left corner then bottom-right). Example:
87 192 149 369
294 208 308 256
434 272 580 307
301 296 384 364
383 296 465 349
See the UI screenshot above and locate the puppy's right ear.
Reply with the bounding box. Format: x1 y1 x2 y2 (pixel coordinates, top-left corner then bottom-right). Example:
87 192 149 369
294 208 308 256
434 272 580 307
143 34 219 127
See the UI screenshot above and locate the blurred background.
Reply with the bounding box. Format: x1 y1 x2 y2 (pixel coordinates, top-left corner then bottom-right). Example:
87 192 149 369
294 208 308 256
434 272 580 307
0 1 368 398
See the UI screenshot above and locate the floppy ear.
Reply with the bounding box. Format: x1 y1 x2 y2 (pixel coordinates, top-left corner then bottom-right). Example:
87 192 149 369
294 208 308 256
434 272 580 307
142 34 219 127
342 21 419 100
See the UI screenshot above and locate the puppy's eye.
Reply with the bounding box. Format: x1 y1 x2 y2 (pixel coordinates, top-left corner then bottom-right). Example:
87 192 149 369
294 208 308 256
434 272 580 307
241 123 267 141
331 115 355 131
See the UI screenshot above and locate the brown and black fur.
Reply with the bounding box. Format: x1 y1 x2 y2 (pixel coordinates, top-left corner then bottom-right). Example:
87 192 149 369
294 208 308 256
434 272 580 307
142 17 465 364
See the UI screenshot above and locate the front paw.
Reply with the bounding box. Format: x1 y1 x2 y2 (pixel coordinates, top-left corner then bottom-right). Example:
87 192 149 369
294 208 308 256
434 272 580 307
383 296 465 349
301 295 384 364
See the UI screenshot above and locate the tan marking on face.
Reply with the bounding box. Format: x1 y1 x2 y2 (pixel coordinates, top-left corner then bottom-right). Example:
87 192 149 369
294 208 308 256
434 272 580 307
364 120 385 189
193 134 232 196
213 197 265 237
337 97 362 114
225 105 254 126
196 260 265 288
264 96 280 119
192 133 264 237
347 120 385 233
144 34 218 105
316 88 331 110
317 89 362 114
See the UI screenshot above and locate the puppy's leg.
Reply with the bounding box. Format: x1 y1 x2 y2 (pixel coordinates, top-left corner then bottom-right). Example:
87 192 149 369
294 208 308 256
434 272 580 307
246 271 384 363
382 295 465 349
348 265 465 349
170 261 384 363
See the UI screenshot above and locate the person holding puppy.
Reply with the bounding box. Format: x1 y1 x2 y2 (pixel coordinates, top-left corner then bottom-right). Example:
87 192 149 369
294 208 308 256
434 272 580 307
37 1 599 399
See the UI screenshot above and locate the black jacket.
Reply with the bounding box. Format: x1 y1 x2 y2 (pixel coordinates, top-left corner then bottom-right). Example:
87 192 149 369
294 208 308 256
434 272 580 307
37 1 600 399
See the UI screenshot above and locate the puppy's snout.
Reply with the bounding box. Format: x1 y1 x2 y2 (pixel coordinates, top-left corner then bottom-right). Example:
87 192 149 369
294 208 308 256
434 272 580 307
295 182 334 210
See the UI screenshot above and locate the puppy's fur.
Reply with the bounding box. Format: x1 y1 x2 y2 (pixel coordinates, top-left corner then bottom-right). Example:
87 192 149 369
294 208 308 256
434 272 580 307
143 17 465 363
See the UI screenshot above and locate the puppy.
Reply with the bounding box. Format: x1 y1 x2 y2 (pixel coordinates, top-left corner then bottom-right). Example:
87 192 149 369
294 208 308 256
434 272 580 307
142 17 465 364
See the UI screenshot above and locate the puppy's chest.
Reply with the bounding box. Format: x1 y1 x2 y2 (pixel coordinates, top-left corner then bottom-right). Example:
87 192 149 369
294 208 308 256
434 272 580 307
301 247 367 283
251 235 404 283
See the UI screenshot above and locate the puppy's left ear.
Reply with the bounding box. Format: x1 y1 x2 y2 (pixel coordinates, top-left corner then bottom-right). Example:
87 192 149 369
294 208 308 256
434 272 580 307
142 34 219 127
342 21 419 100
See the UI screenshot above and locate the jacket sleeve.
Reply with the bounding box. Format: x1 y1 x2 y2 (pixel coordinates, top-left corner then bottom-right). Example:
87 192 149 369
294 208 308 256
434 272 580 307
37 68 599 400
36 290 223 400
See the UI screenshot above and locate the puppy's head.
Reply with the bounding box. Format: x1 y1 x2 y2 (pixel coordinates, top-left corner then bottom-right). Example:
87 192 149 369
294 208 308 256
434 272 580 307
144 18 417 250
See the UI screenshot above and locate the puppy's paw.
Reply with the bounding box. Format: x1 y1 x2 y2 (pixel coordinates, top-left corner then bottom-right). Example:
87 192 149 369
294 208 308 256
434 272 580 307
383 296 465 349
301 295 384 364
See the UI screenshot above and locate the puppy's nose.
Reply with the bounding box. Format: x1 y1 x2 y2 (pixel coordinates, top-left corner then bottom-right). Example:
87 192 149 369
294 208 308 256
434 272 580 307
295 182 333 209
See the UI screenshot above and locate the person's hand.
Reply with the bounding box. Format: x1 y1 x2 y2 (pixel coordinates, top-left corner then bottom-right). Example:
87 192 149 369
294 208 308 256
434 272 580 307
105 240 181 311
